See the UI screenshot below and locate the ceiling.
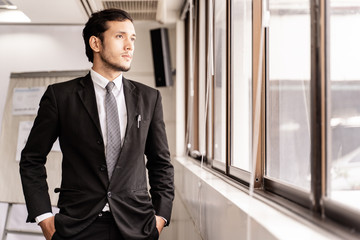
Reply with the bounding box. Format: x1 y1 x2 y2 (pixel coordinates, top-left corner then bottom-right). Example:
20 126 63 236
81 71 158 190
0 0 184 24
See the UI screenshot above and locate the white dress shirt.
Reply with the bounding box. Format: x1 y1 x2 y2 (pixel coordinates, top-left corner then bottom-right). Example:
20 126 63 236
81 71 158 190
91 69 127 150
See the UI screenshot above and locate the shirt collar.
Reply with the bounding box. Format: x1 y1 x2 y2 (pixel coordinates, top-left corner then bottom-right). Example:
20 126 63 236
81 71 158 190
90 68 123 91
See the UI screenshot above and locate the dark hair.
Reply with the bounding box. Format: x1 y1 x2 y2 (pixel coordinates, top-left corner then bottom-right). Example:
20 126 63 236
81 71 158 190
82 8 133 63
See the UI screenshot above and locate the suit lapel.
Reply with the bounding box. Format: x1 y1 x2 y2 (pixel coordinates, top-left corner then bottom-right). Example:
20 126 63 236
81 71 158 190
77 74 139 144
123 77 139 140
77 73 102 136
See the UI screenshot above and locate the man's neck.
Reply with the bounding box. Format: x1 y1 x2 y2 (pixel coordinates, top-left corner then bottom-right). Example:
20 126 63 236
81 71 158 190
92 65 122 81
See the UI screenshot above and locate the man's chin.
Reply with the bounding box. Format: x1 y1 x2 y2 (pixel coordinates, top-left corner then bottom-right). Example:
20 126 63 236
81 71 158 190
117 62 131 72
120 66 131 72
112 64 131 72
102 59 131 72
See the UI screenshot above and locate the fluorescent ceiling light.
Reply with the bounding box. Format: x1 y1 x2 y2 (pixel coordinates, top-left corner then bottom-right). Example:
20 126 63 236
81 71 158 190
0 5 16 10
0 0 17 10
0 9 31 23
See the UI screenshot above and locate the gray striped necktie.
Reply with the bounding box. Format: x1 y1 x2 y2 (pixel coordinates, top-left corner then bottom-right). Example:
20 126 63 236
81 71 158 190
105 81 121 180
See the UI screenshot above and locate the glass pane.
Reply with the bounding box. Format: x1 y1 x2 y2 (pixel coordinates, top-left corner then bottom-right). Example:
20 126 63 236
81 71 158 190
327 0 360 211
266 0 311 190
213 0 226 164
231 0 252 171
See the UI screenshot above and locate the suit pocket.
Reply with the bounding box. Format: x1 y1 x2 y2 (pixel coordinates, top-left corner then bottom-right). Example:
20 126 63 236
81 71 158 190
130 189 152 204
54 188 82 193
56 188 85 209
117 189 154 213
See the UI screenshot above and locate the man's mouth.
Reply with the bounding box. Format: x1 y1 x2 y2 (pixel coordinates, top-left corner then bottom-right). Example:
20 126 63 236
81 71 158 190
121 53 132 60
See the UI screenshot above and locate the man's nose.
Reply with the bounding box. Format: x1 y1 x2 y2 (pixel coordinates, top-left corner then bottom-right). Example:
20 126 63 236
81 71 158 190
124 39 133 51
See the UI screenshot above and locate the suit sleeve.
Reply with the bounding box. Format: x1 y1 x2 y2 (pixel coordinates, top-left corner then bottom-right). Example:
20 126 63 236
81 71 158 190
19 85 59 222
145 91 174 226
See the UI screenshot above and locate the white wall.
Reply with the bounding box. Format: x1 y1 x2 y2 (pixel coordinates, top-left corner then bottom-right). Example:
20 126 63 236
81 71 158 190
0 25 92 129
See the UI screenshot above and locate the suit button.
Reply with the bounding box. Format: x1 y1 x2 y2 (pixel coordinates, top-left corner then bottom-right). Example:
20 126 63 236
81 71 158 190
97 139 103 145
100 165 106 171
107 192 112 198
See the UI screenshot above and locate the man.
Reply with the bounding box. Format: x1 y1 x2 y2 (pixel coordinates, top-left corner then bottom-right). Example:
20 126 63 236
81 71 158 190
19 9 174 240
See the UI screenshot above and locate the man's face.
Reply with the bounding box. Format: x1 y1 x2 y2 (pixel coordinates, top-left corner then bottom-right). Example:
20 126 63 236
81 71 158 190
98 20 136 72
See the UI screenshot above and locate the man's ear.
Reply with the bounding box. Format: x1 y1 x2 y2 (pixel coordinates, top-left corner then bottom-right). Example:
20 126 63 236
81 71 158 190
89 36 101 52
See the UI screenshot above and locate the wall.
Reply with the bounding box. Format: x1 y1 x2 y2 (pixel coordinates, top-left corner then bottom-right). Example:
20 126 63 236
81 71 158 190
0 25 91 128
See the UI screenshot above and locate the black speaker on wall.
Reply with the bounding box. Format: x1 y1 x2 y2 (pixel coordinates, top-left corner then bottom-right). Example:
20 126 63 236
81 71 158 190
150 28 173 87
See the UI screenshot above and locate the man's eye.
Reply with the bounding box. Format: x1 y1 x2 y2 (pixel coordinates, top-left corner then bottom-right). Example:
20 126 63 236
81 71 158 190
116 35 123 38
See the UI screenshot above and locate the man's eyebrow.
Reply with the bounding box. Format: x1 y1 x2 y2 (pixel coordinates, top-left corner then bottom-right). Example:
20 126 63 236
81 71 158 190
116 31 136 37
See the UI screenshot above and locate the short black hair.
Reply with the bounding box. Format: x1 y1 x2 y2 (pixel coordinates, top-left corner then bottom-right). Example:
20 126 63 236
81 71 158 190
82 8 133 63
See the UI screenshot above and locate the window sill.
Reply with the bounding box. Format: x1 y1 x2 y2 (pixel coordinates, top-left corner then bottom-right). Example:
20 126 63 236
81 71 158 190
173 156 359 240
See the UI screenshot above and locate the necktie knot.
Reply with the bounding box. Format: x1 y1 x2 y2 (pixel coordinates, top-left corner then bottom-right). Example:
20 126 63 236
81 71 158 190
106 82 115 93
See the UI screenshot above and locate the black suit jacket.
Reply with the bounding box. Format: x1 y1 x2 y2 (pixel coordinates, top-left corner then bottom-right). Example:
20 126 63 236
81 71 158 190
19 73 174 239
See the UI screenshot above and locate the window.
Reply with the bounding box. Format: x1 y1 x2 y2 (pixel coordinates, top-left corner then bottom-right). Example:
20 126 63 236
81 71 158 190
185 0 200 156
212 0 227 169
326 0 360 212
230 0 252 174
266 0 311 191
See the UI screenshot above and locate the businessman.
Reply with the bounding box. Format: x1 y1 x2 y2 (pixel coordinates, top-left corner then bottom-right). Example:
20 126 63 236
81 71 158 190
20 8 174 240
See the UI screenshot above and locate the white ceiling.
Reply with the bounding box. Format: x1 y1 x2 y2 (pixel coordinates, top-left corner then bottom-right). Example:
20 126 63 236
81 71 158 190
3 0 184 24
10 0 88 24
